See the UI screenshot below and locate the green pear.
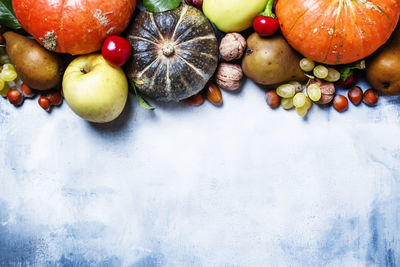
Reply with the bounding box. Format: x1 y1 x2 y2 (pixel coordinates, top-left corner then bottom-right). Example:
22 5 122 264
203 0 268 32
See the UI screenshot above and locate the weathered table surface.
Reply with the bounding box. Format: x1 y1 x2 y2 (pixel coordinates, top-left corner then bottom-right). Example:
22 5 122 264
1 77 400 266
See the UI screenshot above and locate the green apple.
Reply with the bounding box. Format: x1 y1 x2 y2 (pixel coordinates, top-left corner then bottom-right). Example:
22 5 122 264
62 54 128 123
203 0 268 32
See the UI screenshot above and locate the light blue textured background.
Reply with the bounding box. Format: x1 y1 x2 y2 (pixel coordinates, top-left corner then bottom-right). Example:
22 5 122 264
1 77 400 266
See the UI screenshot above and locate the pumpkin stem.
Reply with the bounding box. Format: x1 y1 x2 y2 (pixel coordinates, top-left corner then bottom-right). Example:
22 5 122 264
162 44 175 57
260 0 276 18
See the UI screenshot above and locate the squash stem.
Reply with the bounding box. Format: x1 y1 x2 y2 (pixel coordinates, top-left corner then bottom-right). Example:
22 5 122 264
260 0 276 18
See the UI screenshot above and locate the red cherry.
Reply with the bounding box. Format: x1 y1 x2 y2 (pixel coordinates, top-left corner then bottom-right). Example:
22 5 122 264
101 36 132 67
185 0 203 6
253 16 280 36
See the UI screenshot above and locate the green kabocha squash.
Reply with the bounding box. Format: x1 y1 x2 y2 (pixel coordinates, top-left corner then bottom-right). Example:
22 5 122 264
125 4 219 102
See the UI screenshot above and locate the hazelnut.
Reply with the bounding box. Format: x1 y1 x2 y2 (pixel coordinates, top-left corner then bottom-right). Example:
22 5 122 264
309 79 336 105
215 63 243 91
219 33 246 61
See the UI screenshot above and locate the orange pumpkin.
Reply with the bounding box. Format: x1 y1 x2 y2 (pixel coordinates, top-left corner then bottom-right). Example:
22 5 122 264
12 0 136 55
276 0 400 65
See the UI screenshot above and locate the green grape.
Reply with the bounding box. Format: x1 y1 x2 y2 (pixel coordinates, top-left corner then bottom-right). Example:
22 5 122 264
1 68 17 82
281 97 294 110
2 64 15 71
325 67 340 82
296 105 308 117
289 81 303 93
293 92 307 108
305 96 312 110
0 78 4 91
313 65 329 79
0 82 10 97
306 84 322 102
299 58 315 72
276 84 296 98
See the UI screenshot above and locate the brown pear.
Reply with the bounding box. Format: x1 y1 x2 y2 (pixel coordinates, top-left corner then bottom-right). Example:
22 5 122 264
366 26 400 96
3 31 62 90
242 33 307 86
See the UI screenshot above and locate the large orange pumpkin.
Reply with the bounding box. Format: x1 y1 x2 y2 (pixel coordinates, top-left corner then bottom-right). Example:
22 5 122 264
12 0 136 55
276 0 400 65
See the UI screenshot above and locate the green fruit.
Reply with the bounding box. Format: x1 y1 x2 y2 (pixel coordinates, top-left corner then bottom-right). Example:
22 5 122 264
281 97 294 110
0 82 11 97
3 31 62 90
296 105 308 117
307 84 322 102
293 92 307 108
203 0 268 32
63 54 128 123
276 84 295 98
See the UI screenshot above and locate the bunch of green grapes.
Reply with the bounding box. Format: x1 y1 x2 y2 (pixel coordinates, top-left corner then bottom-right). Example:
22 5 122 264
0 47 19 97
275 81 313 117
299 58 340 82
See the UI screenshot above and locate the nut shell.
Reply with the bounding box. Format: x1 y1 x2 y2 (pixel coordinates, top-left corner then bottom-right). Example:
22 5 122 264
215 63 243 91
219 33 246 61
309 79 336 105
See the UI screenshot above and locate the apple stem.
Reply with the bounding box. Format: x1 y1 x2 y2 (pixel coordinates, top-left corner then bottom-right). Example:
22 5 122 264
260 0 276 18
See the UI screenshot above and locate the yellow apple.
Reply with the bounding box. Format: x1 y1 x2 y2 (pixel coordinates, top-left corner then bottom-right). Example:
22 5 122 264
62 54 128 123
203 0 268 32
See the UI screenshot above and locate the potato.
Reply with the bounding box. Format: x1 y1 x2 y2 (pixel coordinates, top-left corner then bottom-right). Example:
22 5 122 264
242 33 307 85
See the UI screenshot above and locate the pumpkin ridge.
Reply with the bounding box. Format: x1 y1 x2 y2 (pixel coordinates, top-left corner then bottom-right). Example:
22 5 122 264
175 34 216 46
57 0 66 52
136 56 161 78
353 0 390 47
148 60 163 90
348 3 366 61
323 0 343 63
128 36 159 46
287 0 322 35
355 0 385 16
138 15 163 43
133 50 159 56
149 13 165 42
165 61 171 94
175 53 208 78
171 5 189 41
174 24 197 44
176 48 218 60
178 75 191 95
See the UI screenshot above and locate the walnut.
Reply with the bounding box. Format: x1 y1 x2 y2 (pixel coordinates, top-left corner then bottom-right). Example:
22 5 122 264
308 79 336 104
215 63 243 91
219 33 246 61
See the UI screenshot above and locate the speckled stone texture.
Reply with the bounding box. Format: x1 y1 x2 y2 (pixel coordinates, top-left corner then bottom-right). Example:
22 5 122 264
1 78 400 266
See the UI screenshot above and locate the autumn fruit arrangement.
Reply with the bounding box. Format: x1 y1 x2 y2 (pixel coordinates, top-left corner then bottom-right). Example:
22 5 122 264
0 0 399 123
